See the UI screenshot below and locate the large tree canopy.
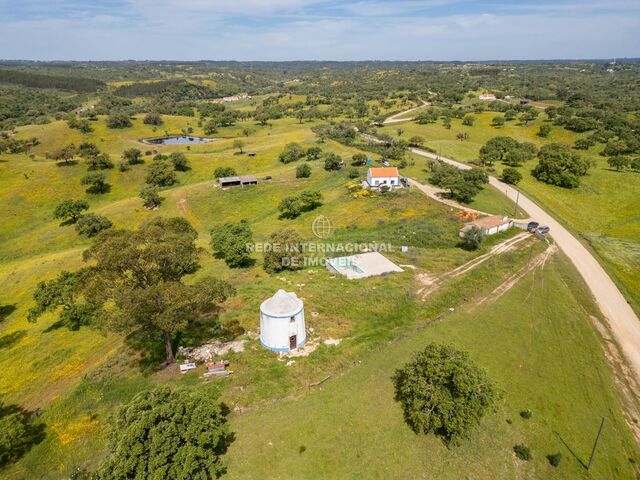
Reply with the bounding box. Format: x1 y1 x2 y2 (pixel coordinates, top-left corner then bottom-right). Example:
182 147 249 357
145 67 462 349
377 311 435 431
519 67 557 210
96 386 233 480
392 342 498 444
532 143 590 188
29 218 235 364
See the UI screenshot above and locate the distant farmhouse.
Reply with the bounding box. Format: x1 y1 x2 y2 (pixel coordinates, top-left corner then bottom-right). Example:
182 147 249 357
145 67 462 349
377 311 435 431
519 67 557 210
213 94 251 103
459 215 513 237
479 92 497 101
217 175 258 188
366 167 403 190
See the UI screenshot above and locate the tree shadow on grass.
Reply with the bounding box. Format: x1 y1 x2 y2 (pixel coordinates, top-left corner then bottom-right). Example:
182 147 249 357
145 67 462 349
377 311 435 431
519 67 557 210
553 431 588 469
56 160 78 167
85 184 112 195
0 403 46 468
0 330 26 349
0 304 17 321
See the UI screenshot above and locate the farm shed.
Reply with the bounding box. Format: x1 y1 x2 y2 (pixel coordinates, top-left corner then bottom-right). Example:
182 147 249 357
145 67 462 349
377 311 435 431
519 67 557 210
326 251 403 279
260 290 306 353
459 215 513 237
218 175 258 188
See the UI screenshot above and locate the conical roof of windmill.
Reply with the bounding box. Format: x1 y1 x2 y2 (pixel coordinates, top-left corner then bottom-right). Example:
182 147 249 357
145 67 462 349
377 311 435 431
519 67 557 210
260 289 303 317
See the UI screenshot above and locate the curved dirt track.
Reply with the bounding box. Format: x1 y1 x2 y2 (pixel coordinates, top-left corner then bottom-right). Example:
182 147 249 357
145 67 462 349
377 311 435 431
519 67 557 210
408 146 640 381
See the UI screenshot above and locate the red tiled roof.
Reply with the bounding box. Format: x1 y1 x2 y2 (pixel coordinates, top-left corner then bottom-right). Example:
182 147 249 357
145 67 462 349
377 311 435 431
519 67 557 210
369 167 399 178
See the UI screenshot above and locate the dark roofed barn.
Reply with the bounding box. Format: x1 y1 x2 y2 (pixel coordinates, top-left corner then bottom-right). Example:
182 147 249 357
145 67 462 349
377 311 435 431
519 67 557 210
218 175 258 188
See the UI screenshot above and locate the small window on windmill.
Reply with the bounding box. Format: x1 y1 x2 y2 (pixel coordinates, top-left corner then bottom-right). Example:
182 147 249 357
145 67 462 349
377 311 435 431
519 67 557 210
290 316 296 323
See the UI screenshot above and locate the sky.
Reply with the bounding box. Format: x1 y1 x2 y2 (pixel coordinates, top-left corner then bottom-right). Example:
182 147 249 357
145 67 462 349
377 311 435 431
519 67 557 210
0 0 639 61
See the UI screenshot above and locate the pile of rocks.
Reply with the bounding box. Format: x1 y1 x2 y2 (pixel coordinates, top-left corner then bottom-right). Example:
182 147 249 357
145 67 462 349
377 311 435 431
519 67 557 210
178 340 246 362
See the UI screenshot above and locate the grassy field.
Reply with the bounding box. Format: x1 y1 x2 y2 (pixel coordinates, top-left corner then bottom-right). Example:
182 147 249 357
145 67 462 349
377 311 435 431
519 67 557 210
226 252 640 479
1 113 638 478
381 112 640 314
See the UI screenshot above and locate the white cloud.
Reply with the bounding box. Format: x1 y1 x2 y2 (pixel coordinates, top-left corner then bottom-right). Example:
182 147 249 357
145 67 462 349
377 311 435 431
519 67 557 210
0 1 638 60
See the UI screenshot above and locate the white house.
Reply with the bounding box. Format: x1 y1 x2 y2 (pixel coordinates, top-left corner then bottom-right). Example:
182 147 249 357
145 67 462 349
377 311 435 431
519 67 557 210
259 290 306 353
366 167 402 190
459 215 513 237
479 93 497 101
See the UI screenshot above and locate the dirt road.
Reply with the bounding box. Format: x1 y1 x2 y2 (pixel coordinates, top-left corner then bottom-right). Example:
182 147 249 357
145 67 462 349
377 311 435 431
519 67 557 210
409 146 640 381
383 99 429 124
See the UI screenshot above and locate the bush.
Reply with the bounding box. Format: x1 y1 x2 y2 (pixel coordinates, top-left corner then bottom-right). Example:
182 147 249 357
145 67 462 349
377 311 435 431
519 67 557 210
538 123 551 137
278 190 323 219
501 167 522 185
145 160 177 187
143 112 163 125
279 142 305 163
324 153 343 171
462 114 476 126
122 148 143 165
106 111 132 129
263 229 304 273
81 172 109 194
139 185 162 208
117 161 130 172
75 214 113 237
86 153 113 170
462 225 484 250
513 444 532 461
348 168 360 179
547 452 562 467
214 166 236 179
351 152 368 166
168 152 189 171
392 342 498 444
519 409 532 419
0 398 46 468
210 220 254 268
296 163 311 178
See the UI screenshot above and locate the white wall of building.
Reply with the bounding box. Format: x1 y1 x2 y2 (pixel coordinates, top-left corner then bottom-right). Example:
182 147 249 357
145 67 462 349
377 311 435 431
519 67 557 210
260 309 306 352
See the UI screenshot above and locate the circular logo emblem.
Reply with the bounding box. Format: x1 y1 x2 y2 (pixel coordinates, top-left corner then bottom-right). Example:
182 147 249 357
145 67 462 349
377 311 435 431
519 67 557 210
312 215 333 239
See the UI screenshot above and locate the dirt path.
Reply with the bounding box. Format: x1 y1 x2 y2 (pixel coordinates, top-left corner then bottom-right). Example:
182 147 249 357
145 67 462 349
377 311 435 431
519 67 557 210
408 178 489 215
416 232 532 300
408 146 640 382
383 99 430 124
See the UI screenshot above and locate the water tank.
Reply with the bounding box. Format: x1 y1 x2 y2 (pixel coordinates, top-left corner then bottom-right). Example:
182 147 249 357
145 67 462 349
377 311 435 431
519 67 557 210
259 289 306 352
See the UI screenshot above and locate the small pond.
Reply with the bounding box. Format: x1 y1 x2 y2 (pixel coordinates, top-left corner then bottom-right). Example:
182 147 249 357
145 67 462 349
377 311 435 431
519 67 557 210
143 135 218 145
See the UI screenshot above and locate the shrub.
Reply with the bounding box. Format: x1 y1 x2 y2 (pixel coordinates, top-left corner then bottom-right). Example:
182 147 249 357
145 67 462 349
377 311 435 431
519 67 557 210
122 148 143 165
513 444 532 461
462 225 484 250
462 114 476 126
145 160 177 187
263 229 304 273
117 161 130 172
278 142 305 163
106 111 132 129
139 185 162 209
86 153 114 170
351 152 368 166
143 112 163 125
214 166 236 179
392 342 498 444
296 163 311 178
81 172 109 194
501 167 523 185
75 214 113 237
348 168 360 179
210 220 254 268
547 452 562 467
168 152 189 171
324 153 343 171
519 409 532 419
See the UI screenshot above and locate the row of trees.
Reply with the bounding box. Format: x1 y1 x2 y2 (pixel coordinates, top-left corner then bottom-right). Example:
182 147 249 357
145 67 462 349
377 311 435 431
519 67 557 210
428 161 489 203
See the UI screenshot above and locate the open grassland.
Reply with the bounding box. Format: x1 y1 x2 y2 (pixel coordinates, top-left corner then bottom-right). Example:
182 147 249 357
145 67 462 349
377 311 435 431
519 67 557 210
226 252 640 479
382 112 640 313
1 115 638 478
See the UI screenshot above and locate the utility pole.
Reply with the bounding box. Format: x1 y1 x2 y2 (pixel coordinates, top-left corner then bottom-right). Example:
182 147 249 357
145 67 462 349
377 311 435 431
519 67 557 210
587 416 606 471
513 189 520 217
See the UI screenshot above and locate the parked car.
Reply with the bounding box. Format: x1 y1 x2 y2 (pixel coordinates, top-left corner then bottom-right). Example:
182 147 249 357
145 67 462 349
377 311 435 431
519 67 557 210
537 226 550 235
527 221 539 231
